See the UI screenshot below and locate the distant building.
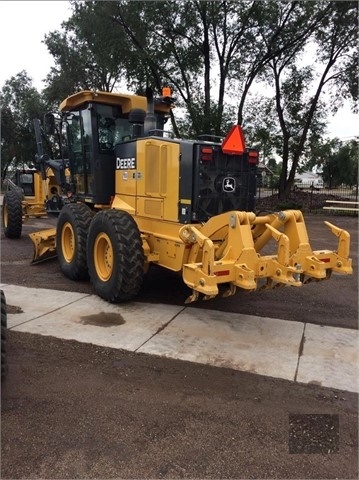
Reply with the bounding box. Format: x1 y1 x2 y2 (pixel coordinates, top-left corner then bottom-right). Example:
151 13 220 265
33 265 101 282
294 171 324 189
257 162 274 187
258 162 274 175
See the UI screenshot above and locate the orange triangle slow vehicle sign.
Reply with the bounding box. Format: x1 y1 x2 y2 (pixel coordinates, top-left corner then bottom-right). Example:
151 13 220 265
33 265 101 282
221 125 246 155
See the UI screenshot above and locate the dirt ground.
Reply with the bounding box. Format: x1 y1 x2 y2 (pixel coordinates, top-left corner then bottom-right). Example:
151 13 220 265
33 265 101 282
1 211 358 479
1 331 358 479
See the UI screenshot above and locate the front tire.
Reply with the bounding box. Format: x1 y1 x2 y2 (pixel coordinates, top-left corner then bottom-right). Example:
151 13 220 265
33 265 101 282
56 203 93 280
87 210 144 302
2 190 23 239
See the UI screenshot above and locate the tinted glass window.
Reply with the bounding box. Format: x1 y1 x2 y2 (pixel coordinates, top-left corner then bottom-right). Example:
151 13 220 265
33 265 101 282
96 104 131 154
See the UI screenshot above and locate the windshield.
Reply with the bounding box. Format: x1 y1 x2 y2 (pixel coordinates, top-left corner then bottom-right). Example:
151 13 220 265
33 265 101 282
96 104 131 154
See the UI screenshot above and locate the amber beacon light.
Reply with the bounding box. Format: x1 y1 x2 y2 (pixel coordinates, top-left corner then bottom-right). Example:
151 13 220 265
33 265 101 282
162 86 172 97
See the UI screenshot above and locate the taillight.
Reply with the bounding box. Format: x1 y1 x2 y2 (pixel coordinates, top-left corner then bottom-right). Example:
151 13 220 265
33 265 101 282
248 149 259 164
201 147 213 161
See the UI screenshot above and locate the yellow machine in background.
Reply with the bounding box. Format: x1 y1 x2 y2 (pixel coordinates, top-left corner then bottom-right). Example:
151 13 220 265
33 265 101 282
28 87 352 303
2 117 69 239
2 166 68 239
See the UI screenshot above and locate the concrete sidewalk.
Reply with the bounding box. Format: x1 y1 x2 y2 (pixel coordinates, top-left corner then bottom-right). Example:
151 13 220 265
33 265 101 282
1 283 358 393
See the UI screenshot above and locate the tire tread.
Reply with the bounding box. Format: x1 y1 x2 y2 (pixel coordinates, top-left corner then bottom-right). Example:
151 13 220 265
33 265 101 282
2 190 23 239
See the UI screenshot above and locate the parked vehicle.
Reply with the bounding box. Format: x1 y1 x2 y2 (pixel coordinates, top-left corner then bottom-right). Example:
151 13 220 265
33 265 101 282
27 87 352 303
2 119 69 239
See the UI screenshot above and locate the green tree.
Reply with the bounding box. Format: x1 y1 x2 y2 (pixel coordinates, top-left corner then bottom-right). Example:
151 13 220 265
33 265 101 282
249 1 357 199
234 1 333 125
44 0 242 136
43 1 130 105
43 1 337 140
4 0 356 198
311 138 358 188
0 72 48 180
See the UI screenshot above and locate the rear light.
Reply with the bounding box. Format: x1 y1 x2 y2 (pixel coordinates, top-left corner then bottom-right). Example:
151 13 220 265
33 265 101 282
248 149 259 164
201 147 213 162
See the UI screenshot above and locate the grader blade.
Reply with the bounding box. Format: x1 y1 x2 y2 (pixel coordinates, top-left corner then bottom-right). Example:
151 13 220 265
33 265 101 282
29 228 57 263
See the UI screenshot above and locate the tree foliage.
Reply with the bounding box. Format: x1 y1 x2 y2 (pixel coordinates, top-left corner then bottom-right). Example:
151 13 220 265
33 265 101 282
307 138 358 188
0 72 48 180
43 1 129 104
1 1 357 197
243 1 357 198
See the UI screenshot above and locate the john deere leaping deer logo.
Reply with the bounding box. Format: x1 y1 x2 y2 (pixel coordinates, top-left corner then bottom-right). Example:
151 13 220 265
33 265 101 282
223 177 236 192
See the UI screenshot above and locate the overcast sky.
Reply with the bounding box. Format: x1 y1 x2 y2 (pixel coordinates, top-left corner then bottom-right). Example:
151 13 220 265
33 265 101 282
0 0 357 140
0 1 71 89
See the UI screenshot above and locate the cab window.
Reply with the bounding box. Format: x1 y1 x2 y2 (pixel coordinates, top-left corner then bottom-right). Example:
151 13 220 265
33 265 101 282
96 105 131 154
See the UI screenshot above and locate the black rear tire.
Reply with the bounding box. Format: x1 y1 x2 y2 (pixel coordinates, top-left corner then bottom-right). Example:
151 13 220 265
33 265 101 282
87 210 144 302
2 190 23 239
56 203 93 280
1 290 8 380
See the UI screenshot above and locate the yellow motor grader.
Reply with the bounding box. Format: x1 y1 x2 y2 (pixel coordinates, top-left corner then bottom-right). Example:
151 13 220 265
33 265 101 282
29 87 352 303
2 119 69 239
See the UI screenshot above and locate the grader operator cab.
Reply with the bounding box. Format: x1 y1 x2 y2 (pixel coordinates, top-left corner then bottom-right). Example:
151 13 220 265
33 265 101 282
29 87 352 303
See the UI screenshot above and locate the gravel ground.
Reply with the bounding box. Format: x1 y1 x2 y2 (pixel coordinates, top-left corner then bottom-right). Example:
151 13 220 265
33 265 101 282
1 331 358 479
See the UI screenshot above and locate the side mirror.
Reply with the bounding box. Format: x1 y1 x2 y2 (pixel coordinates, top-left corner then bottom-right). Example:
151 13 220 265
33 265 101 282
44 113 55 135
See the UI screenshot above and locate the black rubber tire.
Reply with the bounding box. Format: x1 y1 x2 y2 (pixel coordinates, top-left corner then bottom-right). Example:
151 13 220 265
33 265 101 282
87 210 144 302
56 203 93 280
2 190 23 239
1 290 8 380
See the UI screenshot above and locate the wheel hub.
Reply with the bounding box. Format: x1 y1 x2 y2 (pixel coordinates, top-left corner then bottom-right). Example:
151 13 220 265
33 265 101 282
94 233 114 281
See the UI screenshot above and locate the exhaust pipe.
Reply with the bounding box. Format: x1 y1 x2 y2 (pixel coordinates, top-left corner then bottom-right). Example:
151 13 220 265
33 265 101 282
143 87 156 135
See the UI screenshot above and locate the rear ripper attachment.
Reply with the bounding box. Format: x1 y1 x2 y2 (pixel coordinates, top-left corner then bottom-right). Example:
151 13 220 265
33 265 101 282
180 209 352 303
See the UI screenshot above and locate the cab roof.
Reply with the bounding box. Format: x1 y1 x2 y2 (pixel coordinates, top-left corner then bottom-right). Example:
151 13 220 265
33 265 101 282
59 90 173 114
